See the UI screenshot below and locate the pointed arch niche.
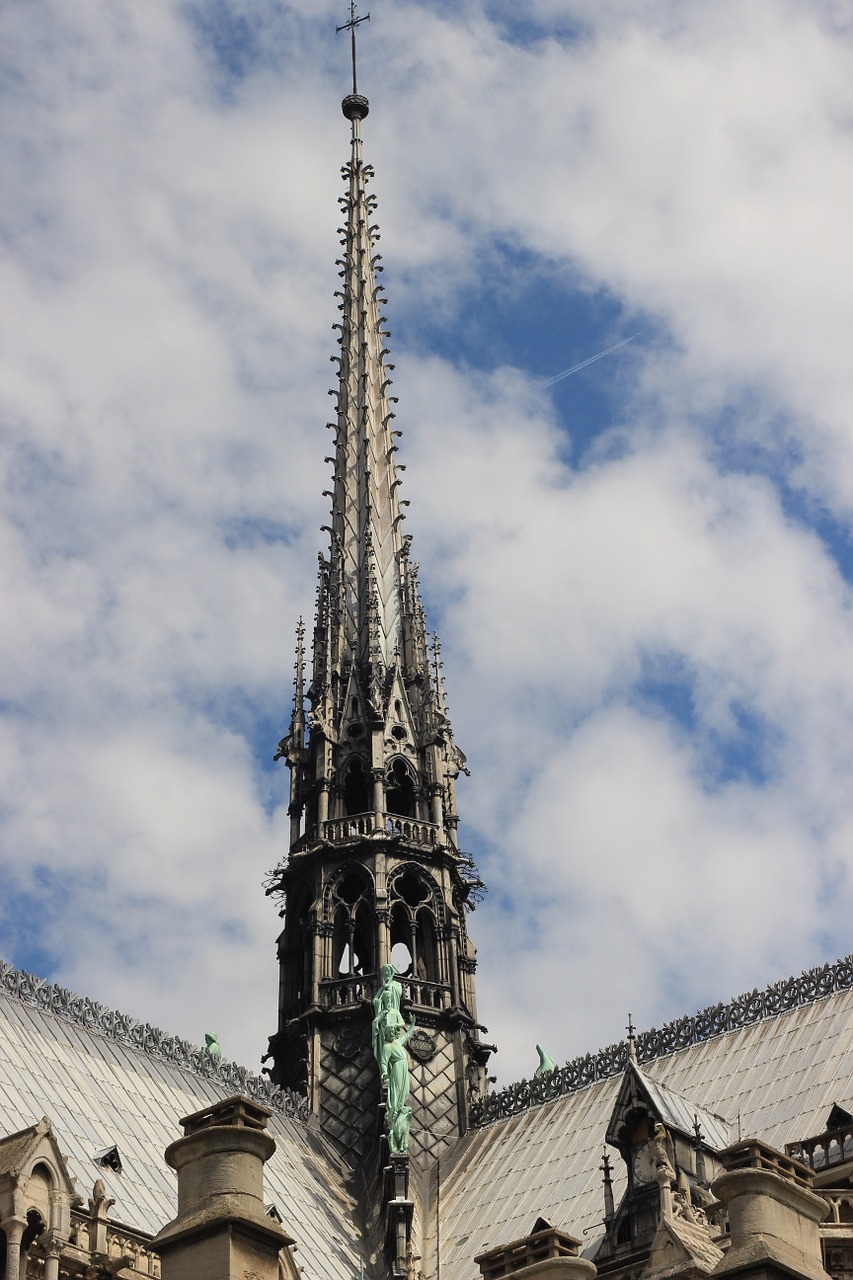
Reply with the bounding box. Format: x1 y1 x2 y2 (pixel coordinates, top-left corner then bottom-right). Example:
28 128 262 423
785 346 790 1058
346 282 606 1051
388 866 448 1009
342 754 370 817
323 864 375 1005
279 879 315 1018
385 757 416 818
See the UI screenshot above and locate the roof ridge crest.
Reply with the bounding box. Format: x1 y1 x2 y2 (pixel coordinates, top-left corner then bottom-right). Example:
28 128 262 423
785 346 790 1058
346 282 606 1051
0 957 308 1124
470 952 853 1127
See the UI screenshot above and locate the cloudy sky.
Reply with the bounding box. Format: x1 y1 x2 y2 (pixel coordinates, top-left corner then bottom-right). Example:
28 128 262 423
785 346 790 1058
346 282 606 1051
3 0 853 1088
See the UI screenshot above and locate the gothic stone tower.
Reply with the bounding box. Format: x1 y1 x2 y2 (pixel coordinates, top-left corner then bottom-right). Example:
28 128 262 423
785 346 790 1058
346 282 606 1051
265 88 492 1171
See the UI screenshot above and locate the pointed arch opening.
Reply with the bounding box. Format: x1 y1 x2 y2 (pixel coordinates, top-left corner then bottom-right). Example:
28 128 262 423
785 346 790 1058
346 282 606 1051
343 756 370 816
388 866 449 1007
386 758 415 818
327 866 375 999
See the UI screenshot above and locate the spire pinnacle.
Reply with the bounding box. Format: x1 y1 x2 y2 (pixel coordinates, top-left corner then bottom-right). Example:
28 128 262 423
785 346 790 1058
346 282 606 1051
337 1 370 114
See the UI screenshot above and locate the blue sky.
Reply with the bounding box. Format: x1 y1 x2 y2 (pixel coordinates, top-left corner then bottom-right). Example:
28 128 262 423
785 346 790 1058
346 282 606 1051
2 0 853 1085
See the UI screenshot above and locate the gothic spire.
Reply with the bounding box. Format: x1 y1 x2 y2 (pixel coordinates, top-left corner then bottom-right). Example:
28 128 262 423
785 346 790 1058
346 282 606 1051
308 72 436 734
266 35 493 1183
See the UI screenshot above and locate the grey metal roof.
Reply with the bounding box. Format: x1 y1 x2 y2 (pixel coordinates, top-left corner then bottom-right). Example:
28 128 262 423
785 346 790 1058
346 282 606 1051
0 986 363 1279
433 982 853 1280
633 1063 733 1150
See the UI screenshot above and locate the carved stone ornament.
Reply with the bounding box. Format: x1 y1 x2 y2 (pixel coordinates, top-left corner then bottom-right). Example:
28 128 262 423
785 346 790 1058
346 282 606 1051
0 958 309 1123
469 952 853 1128
333 1029 365 1060
407 1029 437 1063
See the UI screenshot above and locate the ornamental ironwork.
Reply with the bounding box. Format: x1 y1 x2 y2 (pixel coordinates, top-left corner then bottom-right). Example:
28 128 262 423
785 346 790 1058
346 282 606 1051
0 959 309 1123
469 955 853 1128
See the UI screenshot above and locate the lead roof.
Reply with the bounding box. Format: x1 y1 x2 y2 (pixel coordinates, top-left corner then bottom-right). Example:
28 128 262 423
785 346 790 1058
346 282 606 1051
0 981 363 1279
3 958 853 1280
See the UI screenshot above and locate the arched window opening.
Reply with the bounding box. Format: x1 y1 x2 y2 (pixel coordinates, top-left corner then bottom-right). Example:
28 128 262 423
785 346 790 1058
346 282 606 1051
417 907 440 982
285 882 313 1006
390 901 414 977
394 699 402 719
391 940 413 975
386 759 415 818
395 872 429 909
329 867 374 980
353 901 374 974
21 1209 46 1261
343 757 370 815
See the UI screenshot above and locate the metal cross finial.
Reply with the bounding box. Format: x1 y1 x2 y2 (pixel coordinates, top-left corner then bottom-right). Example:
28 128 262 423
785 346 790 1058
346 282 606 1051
336 0 370 97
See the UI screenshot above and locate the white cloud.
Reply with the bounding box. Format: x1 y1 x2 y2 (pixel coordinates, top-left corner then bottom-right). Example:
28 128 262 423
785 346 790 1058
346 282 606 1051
2 0 853 1093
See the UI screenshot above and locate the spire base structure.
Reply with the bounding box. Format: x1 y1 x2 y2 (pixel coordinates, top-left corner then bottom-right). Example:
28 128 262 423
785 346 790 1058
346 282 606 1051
342 93 370 120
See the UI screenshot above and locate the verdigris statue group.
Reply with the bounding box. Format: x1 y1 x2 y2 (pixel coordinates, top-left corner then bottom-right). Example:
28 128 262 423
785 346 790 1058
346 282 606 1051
372 963 416 1153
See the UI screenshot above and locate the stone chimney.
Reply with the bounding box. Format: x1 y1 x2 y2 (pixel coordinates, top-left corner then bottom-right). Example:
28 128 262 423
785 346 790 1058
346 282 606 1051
711 1139 830 1280
475 1223 597 1280
152 1095 295 1280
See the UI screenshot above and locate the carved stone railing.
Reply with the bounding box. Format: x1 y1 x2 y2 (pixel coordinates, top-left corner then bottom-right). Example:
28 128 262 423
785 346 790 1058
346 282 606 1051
719 1138 814 1187
66 1212 161 1276
469 954 853 1128
400 977 451 1010
787 1122 853 1172
319 975 368 1007
476 1227 582 1280
317 812 442 847
819 1191 853 1226
0 959 309 1123
319 973 450 1011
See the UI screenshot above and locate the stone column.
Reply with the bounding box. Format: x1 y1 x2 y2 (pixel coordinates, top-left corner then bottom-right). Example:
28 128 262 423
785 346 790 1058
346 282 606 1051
42 1233 62 1280
317 781 330 829
376 908 390 970
1 1217 25 1280
372 769 385 830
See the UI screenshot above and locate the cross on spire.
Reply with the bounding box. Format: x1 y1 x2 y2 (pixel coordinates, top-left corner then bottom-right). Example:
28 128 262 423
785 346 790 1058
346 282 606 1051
336 0 370 97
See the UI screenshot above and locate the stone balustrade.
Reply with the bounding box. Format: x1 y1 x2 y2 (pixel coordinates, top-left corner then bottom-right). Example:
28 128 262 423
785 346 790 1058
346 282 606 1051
317 812 442 847
399 977 450 1010
788 1122 853 1173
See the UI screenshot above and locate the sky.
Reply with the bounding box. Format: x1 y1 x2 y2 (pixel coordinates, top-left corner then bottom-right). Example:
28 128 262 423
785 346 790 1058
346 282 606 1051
2 0 853 1090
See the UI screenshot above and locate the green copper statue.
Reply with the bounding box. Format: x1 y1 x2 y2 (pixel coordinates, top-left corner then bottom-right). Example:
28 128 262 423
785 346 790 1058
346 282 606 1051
204 1032 222 1058
372 962 403 1082
383 1008 417 1153
534 1044 555 1077
371 965 416 1152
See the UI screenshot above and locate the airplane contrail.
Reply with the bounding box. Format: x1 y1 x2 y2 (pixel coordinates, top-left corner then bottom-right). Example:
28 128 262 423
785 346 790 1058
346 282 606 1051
540 334 638 389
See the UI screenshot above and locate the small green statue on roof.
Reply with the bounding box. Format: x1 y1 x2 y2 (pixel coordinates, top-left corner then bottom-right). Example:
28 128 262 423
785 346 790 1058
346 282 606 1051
203 1032 222 1058
534 1044 555 1077
534 1044 556 1096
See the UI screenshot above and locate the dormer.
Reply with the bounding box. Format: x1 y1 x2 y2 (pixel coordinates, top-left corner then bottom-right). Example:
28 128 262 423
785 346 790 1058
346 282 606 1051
0 1115 78 1276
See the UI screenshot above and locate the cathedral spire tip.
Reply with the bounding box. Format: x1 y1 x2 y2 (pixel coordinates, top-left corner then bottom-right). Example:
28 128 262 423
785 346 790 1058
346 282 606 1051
337 0 370 115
